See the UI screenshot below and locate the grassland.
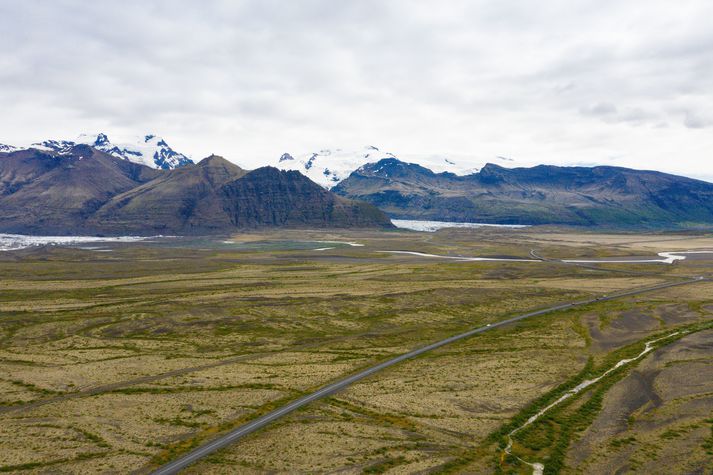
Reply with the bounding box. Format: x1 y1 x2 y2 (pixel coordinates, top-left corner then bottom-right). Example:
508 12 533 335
0 227 712 474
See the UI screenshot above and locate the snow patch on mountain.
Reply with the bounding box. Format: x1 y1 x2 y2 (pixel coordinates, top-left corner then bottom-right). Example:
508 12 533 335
273 146 514 188
274 146 392 187
0 143 19 153
29 133 193 169
31 139 78 154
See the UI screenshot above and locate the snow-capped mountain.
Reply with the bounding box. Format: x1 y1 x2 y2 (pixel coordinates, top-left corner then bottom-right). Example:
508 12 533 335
29 133 193 169
274 146 500 188
275 146 393 188
0 143 18 153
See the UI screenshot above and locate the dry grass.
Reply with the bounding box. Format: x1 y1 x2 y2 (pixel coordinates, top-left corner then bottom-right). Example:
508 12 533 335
1 228 711 473
565 329 713 474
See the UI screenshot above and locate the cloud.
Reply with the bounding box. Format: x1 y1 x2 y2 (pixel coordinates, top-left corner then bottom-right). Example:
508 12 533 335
683 111 711 129
581 102 619 117
0 0 711 181
580 103 660 127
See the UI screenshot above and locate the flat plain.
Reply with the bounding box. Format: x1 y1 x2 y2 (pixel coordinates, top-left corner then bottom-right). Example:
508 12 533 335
1 227 712 474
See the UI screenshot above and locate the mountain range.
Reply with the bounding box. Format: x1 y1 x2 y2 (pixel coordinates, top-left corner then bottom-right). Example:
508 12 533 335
6 136 504 184
0 145 392 235
9 133 194 170
333 158 713 228
273 146 488 188
3 133 713 232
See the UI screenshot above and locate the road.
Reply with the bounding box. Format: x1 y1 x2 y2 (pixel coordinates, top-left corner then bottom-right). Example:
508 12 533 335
150 275 705 475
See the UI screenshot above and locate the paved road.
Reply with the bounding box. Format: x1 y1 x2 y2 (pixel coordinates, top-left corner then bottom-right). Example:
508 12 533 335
150 276 705 475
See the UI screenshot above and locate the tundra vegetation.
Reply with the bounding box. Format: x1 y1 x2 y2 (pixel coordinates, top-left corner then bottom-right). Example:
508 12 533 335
0 228 711 474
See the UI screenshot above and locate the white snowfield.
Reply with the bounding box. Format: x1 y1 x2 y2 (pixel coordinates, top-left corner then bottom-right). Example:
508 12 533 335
14 133 193 170
273 146 516 188
274 146 394 188
0 234 155 251
392 219 529 232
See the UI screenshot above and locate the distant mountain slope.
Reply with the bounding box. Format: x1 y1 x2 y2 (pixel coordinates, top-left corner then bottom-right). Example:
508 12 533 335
0 148 392 235
0 148 64 196
333 158 713 227
29 133 193 169
0 145 161 234
274 146 484 188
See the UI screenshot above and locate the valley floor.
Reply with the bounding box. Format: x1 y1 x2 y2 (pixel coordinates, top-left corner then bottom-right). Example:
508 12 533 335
0 227 712 474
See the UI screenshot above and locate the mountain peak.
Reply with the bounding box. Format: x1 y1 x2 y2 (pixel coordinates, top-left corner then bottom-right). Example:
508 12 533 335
94 133 110 147
197 154 242 171
76 132 109 147
273 146 402 188
200 153 226 162
355 158 438 179
480 162 507 172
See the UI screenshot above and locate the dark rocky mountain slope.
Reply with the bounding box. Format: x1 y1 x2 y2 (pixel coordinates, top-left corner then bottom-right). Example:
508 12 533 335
88 155 248 234
0 148 393 234
219 166 392 228
333 158 713 227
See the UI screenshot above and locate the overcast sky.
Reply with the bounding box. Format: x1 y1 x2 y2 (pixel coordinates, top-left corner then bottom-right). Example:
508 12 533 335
1 0 712 181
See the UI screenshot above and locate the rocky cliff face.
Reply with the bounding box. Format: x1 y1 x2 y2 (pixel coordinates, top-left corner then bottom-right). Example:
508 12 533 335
333 159 713 228
220 167 393 228
0 148 393 235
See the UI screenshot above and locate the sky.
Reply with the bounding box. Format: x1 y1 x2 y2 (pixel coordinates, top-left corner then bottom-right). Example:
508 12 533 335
1 0 712 181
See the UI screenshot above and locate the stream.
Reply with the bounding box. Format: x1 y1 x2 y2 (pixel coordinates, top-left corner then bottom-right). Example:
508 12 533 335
381 250 713 264
503 331 681 474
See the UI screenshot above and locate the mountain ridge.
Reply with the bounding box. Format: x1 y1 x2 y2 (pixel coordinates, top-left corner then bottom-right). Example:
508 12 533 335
7 133 194 170
4 136 713 230
333 158 713 228
273 146 484 188
0 148 393 235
